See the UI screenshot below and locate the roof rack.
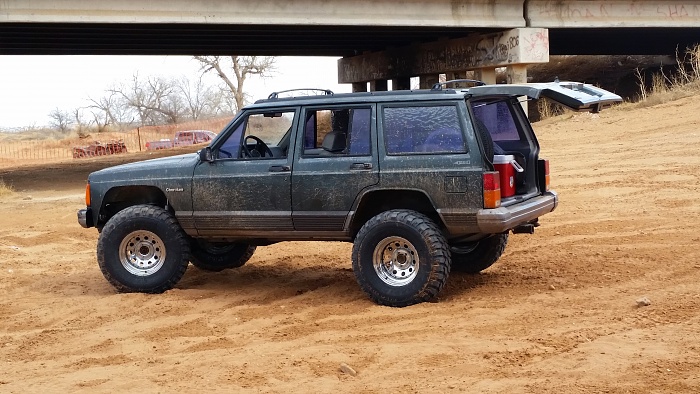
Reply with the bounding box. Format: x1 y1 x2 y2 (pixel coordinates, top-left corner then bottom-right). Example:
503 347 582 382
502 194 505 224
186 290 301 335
431 79 485 91
267 88 334 99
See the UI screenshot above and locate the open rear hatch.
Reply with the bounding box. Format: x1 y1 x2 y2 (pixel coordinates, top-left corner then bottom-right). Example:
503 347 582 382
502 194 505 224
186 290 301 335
468 81 622 206
468 81 623 113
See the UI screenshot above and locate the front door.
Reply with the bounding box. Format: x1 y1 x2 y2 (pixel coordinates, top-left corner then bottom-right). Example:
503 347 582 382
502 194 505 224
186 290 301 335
192 109 298 237
291 105 379 232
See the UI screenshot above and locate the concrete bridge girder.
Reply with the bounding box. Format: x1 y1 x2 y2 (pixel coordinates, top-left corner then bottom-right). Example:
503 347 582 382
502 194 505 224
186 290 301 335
3 2 700 56
339 28 549 88
528 0 700 28
4 0 700 28
0 0 525 27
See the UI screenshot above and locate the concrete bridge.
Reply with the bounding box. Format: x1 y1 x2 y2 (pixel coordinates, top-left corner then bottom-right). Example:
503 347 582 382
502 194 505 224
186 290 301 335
2 0 700 90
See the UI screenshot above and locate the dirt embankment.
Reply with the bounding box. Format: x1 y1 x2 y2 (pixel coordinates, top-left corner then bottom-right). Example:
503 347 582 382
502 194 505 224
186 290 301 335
1 96 700 392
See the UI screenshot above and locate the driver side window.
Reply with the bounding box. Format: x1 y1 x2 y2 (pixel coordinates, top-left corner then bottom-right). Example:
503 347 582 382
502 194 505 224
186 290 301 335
216 111 295 159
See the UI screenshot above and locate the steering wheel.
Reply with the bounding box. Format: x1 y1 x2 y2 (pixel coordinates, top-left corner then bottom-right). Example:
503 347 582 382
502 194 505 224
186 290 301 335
242 135 274 158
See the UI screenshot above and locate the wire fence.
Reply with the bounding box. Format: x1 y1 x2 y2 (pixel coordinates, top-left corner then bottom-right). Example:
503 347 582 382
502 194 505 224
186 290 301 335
0 117 233 167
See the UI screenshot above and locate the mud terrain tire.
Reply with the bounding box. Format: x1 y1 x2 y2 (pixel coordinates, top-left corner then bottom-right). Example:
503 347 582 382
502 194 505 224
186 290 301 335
450 233 508 274
352 209 451 307
190 241 256 272
97 205 190 293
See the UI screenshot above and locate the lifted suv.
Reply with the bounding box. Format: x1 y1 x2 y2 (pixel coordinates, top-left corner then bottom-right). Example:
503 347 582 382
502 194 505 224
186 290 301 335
78 81 620 307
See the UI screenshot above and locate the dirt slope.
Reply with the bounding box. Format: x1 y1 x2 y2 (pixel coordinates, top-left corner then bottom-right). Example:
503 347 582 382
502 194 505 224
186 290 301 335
1 97 700 393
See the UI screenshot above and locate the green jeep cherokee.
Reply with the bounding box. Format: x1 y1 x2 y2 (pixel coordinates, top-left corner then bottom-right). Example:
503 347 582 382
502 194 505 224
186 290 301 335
78 81 621 307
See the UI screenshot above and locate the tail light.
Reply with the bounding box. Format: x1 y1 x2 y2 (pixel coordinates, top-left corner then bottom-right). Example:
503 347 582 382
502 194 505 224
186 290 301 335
85 183 91 207
538 159 551 191
483 171 501 209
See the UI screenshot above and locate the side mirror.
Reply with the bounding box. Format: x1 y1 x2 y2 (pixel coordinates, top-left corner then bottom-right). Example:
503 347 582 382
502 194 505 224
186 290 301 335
199 147 213 162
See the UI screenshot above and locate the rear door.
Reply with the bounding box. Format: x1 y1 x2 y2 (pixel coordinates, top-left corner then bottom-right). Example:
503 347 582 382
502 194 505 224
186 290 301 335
291 105 378 232
378 100 484 232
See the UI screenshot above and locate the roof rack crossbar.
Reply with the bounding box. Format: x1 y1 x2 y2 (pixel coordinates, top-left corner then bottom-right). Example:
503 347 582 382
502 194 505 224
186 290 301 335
431 79 485 91
268 88 334 99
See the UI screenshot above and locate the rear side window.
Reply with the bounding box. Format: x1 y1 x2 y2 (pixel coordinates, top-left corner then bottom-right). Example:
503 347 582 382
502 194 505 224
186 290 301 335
471 101 520 142
383 105 466 155
303 107 371 156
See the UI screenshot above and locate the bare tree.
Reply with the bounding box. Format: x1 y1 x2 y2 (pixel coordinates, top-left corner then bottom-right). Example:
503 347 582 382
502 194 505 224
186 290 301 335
48 108 72 133
175 75 226 120
81 71 236 131
194 56 276 112
73 108 90 138
108 74 189 125
88 91 132 132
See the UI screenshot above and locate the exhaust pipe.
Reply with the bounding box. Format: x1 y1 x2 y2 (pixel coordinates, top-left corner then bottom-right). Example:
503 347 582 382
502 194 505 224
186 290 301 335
512 224 535 234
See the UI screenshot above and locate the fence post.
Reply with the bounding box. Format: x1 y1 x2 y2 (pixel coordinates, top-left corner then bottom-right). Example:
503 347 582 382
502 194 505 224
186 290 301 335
137 127 142 152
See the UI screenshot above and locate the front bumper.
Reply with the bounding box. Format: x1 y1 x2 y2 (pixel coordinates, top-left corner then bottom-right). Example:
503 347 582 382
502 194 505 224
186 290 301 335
476 191 558 233
77 208 94 228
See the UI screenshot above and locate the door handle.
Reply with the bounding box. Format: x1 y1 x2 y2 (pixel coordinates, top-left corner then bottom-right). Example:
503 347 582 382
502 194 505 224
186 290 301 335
268 165 291 172
350 163 373 170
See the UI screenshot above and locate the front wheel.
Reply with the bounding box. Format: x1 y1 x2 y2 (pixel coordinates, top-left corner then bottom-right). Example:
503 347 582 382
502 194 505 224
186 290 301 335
352 210 451 307
189 241 256 272
450 233 508 274
96 205 191 293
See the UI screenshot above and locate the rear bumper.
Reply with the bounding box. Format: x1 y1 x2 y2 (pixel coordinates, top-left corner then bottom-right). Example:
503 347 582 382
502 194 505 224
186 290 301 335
476 191 558 233
77 208 94 228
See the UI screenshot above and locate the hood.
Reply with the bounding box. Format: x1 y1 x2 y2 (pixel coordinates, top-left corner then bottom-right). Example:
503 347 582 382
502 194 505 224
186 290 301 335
89 153 199 184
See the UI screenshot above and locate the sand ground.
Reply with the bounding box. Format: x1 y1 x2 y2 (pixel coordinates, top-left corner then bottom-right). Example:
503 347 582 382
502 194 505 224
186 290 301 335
1 97 699 393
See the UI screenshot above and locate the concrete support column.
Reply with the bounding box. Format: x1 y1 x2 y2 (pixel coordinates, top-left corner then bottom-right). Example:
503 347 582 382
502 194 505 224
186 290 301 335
506 64 528 114
506 64 527 84
352 82 367 93
391 77 411 90
475 68 497 85
369 79 388 92
419 74 440 89
445 71 463 81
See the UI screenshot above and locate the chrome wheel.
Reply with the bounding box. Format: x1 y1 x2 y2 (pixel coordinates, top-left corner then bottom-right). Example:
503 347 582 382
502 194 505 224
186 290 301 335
118 230 166 276
372 236 419 286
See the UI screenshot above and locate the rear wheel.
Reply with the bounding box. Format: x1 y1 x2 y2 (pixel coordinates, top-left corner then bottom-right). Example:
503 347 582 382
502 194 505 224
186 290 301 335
352 209 451 307
97 205 190 293
450 233 508 274
189 241 256 272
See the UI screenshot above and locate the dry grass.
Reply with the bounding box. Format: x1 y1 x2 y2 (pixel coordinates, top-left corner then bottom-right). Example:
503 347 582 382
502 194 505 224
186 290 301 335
0 178 14 198
536 98 568 120
633 44 700 108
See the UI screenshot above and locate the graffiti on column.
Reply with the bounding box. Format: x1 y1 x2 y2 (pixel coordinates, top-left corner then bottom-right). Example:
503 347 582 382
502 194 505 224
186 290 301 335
522 29 549 64
453 28 548 70
457 32 514 67
474 36 510 63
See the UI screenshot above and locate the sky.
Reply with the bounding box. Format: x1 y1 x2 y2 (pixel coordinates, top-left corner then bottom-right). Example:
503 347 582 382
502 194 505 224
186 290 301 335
0 56 351 130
